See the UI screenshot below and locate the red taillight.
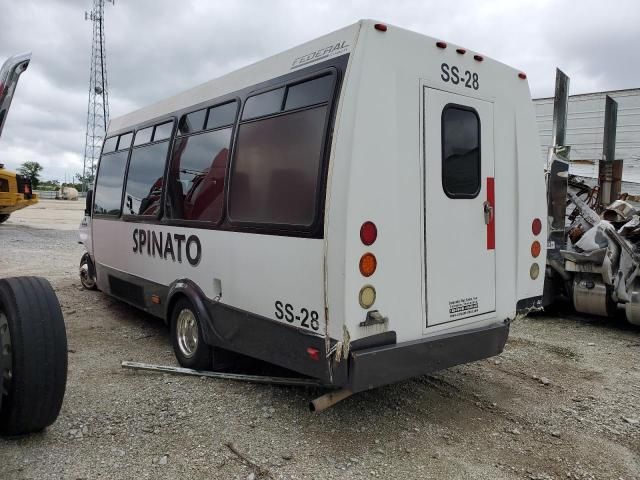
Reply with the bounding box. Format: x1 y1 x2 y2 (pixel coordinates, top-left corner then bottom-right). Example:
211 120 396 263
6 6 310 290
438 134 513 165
306 347 320 361
532 218 542 236
518 72 527 79
436 41 447 49
374 23 387 32
456 48 466 54
360 221 377 246
474 54 484 62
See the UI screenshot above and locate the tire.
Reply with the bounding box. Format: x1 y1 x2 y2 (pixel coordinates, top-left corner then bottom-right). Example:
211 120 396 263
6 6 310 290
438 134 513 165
0 214 10 224
0 277 67 435
170 298 212 370
79 253 97 290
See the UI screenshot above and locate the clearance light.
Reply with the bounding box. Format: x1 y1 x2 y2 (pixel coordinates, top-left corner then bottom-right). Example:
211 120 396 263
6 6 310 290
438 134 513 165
531 241 541 258
306 347 320 361
359 253 377 277
530 263 540 280
374 23 387 32
436 41 447 49
474 54 484 62
359 285 376 309
456 48 466 54
518 72 527 79
360 221 378 246
532 218 542 236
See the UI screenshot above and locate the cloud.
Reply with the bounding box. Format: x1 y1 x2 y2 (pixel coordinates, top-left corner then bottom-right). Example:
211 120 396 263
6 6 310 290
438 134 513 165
0 0 638 180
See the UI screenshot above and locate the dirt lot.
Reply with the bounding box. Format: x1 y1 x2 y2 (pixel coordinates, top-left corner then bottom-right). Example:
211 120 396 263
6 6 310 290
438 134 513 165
0 200 638 480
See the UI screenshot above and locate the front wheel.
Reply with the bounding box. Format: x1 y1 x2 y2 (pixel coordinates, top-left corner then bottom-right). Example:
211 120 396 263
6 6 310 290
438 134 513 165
0 214 10 224
79 253 97 290
170 298 212 370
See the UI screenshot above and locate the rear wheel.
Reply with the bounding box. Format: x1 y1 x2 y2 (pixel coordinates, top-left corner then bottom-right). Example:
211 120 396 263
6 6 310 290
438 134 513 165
170 298 212 370
0 277 68 435
0 214 10 224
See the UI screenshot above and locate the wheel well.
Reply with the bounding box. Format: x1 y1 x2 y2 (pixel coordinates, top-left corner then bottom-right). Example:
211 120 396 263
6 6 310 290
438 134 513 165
165 292 188 325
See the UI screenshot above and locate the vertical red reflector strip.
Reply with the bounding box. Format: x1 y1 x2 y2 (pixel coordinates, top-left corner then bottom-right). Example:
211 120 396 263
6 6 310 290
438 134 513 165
487 177 495 250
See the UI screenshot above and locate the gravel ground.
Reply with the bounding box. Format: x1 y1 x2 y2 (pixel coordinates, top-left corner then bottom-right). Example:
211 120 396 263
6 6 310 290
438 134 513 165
0 201 639 480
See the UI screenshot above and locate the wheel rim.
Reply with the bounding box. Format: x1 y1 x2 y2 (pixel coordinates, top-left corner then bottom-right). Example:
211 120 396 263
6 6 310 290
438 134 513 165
79 261 95 289
176 308 198 359
0 311 12 397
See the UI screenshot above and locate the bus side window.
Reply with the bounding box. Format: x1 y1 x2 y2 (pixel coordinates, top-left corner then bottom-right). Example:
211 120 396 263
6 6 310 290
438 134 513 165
93 149 129 216
166 128 232 223
441 105 481 199
124 141 171 216
228 104 328 227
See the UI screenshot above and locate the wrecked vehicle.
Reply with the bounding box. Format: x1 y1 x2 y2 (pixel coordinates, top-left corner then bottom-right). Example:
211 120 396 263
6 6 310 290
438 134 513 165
559 194 640 325
78 20 546 407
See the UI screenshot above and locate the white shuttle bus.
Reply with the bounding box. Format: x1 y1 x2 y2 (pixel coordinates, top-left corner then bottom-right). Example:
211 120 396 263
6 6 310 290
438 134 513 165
79 20 546 393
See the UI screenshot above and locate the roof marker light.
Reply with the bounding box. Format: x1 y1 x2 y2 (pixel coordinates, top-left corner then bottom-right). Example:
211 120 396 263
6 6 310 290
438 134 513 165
518 72 527 79
456 48 466 54
473 54 484 62
374 23 387 32
436 41 447 49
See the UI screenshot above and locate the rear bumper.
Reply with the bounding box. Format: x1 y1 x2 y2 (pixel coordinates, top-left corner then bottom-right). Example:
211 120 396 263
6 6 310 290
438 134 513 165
347 320 509 392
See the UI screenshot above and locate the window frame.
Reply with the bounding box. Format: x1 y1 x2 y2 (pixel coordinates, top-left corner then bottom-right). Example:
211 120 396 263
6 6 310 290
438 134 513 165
121 118 177 221
440 103 482 200
226 67 338 233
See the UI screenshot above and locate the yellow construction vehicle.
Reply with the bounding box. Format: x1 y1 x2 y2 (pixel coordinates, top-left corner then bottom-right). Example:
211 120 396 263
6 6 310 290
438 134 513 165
0 53 38 224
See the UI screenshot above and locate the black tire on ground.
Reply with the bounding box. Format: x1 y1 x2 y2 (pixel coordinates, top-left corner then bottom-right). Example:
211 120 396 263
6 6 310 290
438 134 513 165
170 297 212 370
0 277 68 436
79 253 97 290
0 214 10 224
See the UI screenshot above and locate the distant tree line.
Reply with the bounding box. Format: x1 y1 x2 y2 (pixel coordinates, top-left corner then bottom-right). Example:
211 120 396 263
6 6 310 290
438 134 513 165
18 161 94 191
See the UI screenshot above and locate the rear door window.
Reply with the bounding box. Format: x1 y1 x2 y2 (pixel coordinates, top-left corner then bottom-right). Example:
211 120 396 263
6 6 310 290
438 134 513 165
441 105 481 198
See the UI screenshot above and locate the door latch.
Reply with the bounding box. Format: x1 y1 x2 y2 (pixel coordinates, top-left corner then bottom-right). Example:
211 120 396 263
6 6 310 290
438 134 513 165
483 201 494 225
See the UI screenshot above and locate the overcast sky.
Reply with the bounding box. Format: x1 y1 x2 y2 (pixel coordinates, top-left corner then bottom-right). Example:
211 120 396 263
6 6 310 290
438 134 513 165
0 0 638 182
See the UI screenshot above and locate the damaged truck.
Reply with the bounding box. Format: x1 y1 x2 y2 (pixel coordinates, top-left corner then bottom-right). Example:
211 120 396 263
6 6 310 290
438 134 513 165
544 71 640 326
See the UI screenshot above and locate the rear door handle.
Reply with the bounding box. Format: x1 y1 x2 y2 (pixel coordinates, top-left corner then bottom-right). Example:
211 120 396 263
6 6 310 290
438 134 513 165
483 201 494 225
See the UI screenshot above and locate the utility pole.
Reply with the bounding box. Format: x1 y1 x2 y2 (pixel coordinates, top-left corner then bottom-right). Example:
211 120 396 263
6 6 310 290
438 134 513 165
81 0 113 192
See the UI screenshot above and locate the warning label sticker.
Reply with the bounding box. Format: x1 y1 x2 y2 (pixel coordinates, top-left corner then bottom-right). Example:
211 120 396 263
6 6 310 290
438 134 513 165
448 296 479 319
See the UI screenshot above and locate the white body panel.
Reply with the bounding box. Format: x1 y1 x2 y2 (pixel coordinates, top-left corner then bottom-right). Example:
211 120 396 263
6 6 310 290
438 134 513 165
88 20 546 360
93 220 325 332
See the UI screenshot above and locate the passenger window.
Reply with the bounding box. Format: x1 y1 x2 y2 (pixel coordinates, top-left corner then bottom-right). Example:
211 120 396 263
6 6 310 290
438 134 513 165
179 109 206 135
441 105 480 198
93 150 129 216
123 141 170 216
153 121 173 141
166 128 232 223
134 126 153 146
206 101 238 130
228 105 328 226
241 88 284 120
118 132 133 150
285 74 334 111
102 136 118 153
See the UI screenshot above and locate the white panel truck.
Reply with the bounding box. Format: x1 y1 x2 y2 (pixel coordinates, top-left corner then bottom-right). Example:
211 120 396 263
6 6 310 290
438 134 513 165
78 20 546 403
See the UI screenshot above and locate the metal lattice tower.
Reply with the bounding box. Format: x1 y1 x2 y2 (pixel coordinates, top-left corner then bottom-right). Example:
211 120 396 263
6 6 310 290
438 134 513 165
82 0 113 191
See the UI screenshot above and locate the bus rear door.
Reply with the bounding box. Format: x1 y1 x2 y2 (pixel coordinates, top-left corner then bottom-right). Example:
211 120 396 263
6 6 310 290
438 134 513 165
422 86 496 329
